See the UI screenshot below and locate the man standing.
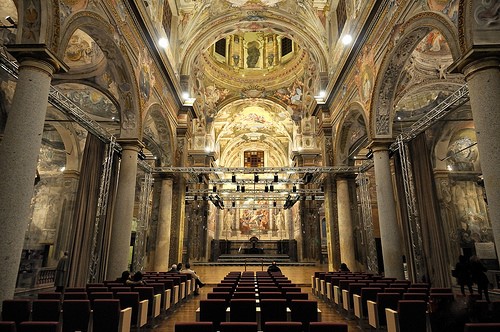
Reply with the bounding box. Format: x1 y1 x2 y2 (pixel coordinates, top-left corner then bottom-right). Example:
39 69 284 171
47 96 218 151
54 251 69 292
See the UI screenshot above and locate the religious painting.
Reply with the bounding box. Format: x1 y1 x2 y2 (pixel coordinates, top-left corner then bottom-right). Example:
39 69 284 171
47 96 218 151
61 0 88 11
427 0 459 23
138 50 155 101
239 206 270 235
162 1 173 39
355 45 376 108
415 30 450 55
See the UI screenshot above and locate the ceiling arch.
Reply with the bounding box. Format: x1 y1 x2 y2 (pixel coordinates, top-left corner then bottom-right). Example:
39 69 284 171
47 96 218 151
178 3 328 76
214 98 293 167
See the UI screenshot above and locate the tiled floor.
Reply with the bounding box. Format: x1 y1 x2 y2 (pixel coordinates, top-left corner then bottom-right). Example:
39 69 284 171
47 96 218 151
146 264 360 331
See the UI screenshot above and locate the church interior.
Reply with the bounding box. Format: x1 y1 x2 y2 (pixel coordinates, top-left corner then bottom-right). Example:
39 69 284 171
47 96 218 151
1 0 500 330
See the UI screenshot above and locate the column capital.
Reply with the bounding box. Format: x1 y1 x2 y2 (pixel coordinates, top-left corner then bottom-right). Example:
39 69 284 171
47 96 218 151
116 138 144 152
368 140 393 153
7 44 69 74
449 45 500 76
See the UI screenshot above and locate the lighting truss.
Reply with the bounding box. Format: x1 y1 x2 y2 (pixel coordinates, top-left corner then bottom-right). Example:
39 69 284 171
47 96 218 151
155 166 359 174
389 84 470 152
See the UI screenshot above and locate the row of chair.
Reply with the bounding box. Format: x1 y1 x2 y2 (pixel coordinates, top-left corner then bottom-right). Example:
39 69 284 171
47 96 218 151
1 298 131 332
191 271 332 332
1 270 201 332
175 321 348 332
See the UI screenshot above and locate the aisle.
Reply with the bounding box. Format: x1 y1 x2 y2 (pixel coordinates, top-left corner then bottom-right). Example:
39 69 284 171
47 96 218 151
147 265 359 331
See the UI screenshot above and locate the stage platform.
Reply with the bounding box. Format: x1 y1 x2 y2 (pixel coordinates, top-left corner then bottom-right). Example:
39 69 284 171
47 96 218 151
196 254 316 266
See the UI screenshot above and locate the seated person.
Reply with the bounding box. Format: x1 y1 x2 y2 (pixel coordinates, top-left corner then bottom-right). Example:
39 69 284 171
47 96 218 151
116 270 131 285
180 263 205 295
168 264 179 273
267 261 281 273
126 271 147 286
339 263 350 272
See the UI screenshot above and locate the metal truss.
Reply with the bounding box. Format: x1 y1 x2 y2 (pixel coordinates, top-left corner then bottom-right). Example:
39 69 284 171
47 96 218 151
390 84 470 152
132 172 154 272
0 51 118 145
155 165 361 175
397 137 425 282
356 173 378 273
186 195 324 201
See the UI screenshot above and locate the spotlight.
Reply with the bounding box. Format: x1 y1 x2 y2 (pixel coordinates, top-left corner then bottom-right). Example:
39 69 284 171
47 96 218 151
273 201 277 207
241 185 245 193
292 185 297 193
213 185 217 193
270 184 274 192
232 174 236 183
320 185 324 192
232 201 236 207
198 174 204 183
138 149 146 160
366 149 373 159
236 184 240 192
273 173 279 182
264 185 269 193
254 174 259 183
303 172 313 184
312 195 315 201
194 195 198 201
185 186 189 192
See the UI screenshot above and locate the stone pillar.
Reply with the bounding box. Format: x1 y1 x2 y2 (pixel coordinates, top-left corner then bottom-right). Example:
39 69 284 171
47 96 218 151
0 46 67 306
154 177 173 271
372 144 405 279
324 176 340 271
337 177 356 270
462 59 500 263
106 139 143 280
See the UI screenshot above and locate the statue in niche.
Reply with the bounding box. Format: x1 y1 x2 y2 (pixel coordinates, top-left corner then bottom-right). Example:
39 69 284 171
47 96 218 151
246 42 260 68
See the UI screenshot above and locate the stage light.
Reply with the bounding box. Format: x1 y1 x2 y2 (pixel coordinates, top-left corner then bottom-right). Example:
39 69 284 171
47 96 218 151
232 201 236 207
241 185 246 193
264 185 269 192
232 174 236 182
254 173 259 182
274 173 279 182
292 185 297 193
270 184 274 192
213 185 217 192
236 184 240 192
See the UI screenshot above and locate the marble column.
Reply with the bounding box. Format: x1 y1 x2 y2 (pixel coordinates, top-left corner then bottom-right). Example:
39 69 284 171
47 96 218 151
154 177 173 271
0 46 67 306
462 58 500 263
337 177 356 270
107 139 143 280
372 144 405 279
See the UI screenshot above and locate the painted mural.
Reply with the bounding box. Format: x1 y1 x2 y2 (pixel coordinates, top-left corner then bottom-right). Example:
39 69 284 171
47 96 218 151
239 206 270 235
427 0 459 23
